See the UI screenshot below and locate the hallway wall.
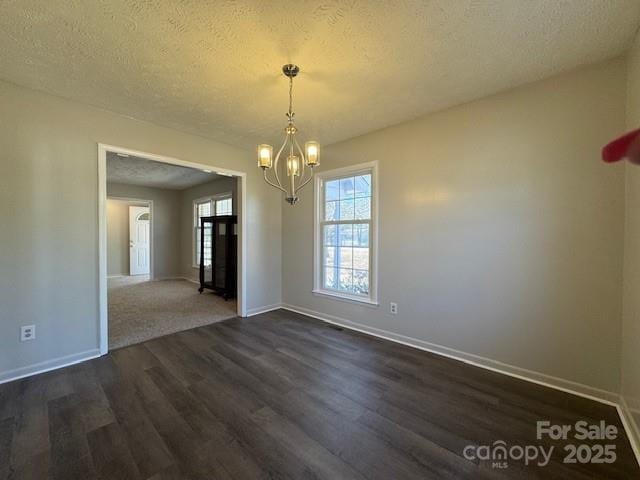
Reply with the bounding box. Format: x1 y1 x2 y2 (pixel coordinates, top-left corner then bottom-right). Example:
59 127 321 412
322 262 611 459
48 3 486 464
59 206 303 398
107 183 182 279
107 199 132 276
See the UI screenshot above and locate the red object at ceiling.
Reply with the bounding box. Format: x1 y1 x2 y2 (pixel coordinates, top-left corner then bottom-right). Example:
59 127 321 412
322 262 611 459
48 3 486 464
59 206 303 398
602 128 640 164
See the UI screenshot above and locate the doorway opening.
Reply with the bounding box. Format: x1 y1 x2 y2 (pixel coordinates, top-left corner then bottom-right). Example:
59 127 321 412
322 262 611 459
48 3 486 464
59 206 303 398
98 144 247 353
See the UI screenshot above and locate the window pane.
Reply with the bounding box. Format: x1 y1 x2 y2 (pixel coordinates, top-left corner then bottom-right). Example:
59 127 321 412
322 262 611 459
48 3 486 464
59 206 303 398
195 200 215 266
325 180 340 201
339 199 354 220
324 267 337 289
324 246 337 267
216 198 232 216
196 227 213 266
353 270 369 294
325 200 339 221
323 225 337 246
338 224 353 246
354 197 370 220
198 201 211 218
354 174 371 198
203 229 212 265
340 177 355 200
353 224 369 247
338 268 353 291
196 228 201 260
353 247 369 270
338 247 352 269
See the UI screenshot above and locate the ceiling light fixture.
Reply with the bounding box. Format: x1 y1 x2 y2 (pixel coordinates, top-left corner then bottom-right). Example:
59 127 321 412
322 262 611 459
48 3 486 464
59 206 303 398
258 64 319 205
202 169 212 173
116 153 130 158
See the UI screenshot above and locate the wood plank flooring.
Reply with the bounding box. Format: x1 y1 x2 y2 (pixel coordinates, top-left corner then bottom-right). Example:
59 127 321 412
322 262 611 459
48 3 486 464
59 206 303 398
1 309 638 479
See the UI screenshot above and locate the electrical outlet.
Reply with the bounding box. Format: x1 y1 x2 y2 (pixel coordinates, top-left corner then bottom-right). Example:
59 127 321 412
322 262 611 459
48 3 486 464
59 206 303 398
20 325 35 342
390 302 398 315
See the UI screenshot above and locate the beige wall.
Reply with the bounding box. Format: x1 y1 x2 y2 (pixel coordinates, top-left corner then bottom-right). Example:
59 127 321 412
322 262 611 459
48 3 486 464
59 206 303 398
0 79 281 380
622 31 640 438
180 176 238 282
107 183 182 279
106 199 134 276
282 58 626 393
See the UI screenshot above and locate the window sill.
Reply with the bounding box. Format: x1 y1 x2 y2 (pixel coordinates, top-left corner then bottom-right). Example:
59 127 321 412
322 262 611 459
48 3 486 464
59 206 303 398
312 289 379 307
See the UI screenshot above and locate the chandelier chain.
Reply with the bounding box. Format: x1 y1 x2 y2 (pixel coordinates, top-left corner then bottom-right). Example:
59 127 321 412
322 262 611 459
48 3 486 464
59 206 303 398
288 75 294 119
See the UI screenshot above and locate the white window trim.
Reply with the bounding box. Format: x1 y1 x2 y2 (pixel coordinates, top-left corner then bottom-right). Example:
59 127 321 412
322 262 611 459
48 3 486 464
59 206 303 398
192 192 233 268
313 161 379 306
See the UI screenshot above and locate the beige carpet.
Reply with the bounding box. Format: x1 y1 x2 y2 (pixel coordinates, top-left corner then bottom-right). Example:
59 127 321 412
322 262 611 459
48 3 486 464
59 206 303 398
108 277 236 349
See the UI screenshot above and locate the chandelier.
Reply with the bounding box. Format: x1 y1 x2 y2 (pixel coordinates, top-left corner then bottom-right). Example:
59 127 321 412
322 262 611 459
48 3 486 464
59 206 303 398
258 64 320 205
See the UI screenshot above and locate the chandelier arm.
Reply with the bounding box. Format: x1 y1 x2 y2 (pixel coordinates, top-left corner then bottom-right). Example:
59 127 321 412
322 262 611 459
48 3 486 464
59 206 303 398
296 155 314 185
263 169 287 193
295 171 315 193
296 156 315 191
272 134 289 191
293 136 307 178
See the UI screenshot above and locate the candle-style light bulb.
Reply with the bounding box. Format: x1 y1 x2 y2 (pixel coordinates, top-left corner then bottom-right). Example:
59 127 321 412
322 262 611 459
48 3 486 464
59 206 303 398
257 144 273 169
305 141 320 167
287 155 300 177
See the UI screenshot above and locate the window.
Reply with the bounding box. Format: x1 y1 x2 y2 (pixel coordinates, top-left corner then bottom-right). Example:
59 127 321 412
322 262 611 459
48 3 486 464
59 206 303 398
193 194 233 266
216 197 232 216
314 162 377 304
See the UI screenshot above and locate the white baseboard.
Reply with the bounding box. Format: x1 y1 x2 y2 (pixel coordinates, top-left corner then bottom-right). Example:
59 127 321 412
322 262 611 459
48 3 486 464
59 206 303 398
0 348 102 385
619 396 640 467
154 275 202 284
280 303 619 406
246 303 282 317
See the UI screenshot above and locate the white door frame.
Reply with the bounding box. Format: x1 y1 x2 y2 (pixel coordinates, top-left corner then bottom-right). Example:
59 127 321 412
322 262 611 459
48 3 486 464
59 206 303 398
98 143 248 355
107 197 154 278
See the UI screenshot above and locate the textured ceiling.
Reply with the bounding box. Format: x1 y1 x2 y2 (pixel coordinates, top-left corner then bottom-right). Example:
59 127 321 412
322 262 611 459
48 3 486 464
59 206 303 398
107 152 222 190
1 1 639 148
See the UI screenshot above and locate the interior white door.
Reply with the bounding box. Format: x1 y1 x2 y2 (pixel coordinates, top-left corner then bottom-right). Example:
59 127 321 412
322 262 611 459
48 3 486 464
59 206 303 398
129 206 150 275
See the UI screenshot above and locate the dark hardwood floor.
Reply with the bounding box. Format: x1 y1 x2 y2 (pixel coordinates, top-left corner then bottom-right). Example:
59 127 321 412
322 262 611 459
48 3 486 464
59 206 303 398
0 309 638 479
